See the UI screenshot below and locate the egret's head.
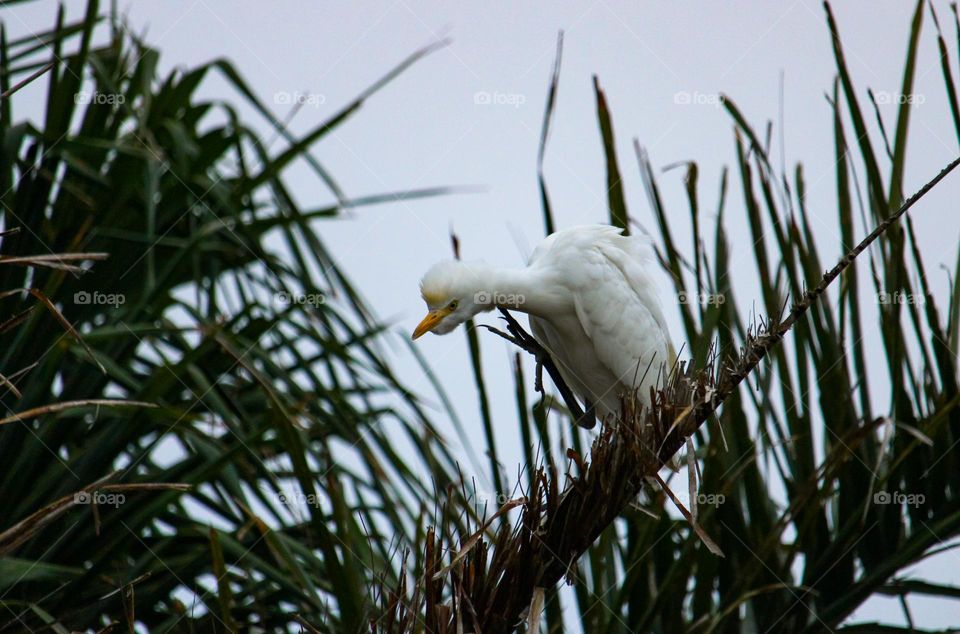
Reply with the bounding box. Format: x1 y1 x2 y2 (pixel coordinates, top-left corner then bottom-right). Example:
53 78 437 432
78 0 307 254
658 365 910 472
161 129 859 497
413 260 489 339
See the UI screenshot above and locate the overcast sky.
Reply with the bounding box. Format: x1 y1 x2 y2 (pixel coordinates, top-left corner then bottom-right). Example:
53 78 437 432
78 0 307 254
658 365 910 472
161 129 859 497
8 1 960 629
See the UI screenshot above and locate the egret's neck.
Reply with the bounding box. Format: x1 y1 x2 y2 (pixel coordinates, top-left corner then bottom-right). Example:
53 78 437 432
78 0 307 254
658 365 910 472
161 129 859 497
470 264 556 317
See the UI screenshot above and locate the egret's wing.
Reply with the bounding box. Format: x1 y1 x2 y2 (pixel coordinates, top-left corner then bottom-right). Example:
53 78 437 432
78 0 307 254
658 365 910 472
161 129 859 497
604 231 672 349
531 313 616 415
527 225 672 408
569 231 672 393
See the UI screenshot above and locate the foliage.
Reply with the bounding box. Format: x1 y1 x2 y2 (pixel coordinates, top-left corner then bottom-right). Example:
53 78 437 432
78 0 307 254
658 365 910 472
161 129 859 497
2 1 960 633
0 1 464 631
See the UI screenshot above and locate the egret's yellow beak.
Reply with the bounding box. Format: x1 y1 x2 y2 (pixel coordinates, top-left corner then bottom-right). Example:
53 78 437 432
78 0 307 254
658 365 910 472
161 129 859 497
412 309 447 340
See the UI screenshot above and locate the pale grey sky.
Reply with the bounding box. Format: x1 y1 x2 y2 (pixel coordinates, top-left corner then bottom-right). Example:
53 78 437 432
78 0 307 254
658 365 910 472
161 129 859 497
7 0 960 629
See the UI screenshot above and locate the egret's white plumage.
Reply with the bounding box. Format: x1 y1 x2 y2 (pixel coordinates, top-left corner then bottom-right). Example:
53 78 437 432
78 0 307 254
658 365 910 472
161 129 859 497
414 225 672 421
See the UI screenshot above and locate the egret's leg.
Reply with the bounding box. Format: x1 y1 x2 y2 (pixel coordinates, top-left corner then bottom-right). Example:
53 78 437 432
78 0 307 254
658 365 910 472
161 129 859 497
486 309 596 430
533 356 545 394
578 400 597 430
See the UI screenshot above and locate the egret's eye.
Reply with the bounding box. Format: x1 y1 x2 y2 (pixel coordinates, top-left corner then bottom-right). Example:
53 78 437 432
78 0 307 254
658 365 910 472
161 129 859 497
448 300 459 311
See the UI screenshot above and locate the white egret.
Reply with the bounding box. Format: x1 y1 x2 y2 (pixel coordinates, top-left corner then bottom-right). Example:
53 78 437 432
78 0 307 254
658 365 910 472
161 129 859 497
412 225 673 422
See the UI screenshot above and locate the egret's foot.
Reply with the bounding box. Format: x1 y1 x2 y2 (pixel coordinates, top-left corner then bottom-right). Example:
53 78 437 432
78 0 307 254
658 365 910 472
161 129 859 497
576 401 597 429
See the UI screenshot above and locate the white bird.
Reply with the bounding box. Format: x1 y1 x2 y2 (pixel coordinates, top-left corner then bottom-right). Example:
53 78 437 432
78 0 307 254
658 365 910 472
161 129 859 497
412 225 673 423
